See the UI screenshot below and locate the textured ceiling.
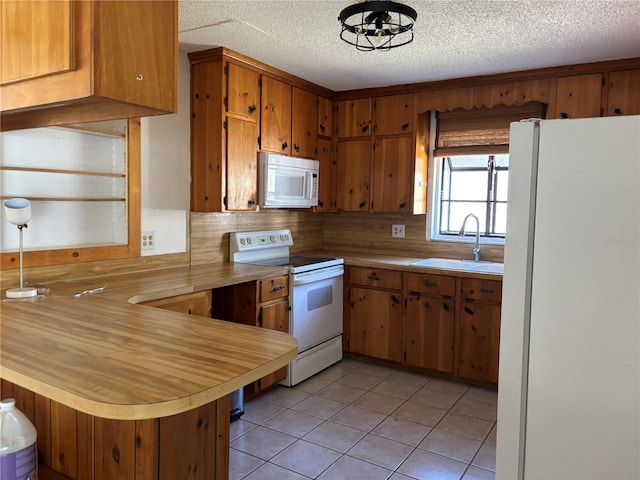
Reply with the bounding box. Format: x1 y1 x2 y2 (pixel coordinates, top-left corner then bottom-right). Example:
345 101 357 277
179 0 640 91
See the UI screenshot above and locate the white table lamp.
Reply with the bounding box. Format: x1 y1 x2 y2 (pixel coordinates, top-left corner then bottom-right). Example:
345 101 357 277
4 198 38 299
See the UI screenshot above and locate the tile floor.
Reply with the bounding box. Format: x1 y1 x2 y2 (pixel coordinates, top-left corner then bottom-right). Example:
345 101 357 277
230 359 497 480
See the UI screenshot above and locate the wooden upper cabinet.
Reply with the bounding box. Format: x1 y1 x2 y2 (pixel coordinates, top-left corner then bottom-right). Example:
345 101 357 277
226 116 259 210
336 139 371 212
372 136 414 213
374 94 413 136
318 96 334 137
261 76 292 153
316 137 336 212
607 69 640 116
1 0 178 131
226 63 260 120
291 87 318 158
337 98 372 138
552 74 603 119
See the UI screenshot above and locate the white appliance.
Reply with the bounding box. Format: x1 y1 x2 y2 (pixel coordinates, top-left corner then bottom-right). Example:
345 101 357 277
496 116 640 479
259 153 319 209
230 229 343 386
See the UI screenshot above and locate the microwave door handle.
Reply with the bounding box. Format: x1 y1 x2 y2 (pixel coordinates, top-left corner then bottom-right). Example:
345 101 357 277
305 172 313 200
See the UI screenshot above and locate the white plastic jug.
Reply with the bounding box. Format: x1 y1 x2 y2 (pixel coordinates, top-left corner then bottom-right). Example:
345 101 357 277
0 398 38 480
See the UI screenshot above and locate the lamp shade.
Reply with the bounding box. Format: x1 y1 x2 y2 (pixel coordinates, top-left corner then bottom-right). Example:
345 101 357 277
4 198 32 225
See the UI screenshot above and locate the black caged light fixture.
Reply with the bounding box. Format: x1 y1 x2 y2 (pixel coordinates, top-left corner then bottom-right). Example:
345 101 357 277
338 0 418 51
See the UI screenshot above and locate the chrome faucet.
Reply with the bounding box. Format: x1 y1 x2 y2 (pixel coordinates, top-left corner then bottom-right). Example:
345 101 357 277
459 214 480 261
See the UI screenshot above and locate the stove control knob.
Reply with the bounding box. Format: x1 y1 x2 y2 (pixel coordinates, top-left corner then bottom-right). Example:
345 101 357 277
279 234 285 240
269 235 275 242
247 238 253 244
240 238 246 246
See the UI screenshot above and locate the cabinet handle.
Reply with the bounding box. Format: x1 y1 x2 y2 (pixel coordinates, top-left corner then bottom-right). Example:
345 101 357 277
401 123 409 131
560 111 570 119
359 201 366 209
424 281 437 288
464 306 474 315
443 303 451 312
612 106 623 115
294 144 300 152
320 123 326 133
399 201 407 209
367 274 380 281
318 200 324 208
361 124 369 133
272 285 284 292
247 197 256 207
282 141 288 151
479 287 495 294
390 295 400 305
248 104 257 114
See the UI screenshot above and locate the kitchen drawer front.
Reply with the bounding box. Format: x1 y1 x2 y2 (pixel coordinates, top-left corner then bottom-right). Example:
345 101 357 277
460 278 503 303
349 266 402 290
406 273 455 297
259 276 289 302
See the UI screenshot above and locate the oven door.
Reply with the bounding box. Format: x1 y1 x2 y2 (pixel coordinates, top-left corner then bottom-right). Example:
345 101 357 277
291 265 344 352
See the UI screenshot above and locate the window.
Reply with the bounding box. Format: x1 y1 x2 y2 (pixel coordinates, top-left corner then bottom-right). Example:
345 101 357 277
429 103 545 244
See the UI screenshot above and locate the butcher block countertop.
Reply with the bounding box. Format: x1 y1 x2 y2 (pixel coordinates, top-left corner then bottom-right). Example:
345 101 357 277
0 262 297 420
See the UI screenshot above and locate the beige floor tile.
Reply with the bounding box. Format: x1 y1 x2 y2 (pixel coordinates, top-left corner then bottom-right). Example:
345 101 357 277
230 426 296 460
388 473 418 480
464 386 498 405
398 449 467 480
428 378 470 395
472 443 496 472
410 385 462 410
348 434 414 470
230 418 257 442
418 428 482 463
386 370 431 388
463 465 495 480
263 409 325 438
242 399 286 425
330 405 387 432
292 376 332 394
352 390 405 414
271 439 342 478
354 363 397 378
392 400 448 427
229 448 263 480
372 379 422 399
303 421 367 453
290 394 346 419
372 416 432 447
315 360 360 381
451 397 497 422
485 424 497 445
243 461 309 480
259 386 311 408
317 455 393 480
436 413 493 441
336 370 385 389
316 381 367 403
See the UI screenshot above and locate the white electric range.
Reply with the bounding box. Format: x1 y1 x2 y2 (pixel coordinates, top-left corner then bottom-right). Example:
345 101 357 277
230 229 344 386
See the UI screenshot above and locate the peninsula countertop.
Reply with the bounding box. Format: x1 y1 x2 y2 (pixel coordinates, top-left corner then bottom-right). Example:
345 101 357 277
0 262 298 420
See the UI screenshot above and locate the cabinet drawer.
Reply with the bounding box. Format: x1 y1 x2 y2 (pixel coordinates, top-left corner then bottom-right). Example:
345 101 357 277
406 273 455 297
461 278 502 303
349 267 402 290
259 276 289 302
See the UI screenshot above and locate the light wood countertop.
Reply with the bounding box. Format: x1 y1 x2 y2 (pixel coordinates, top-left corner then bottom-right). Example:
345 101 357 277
0 262 296 420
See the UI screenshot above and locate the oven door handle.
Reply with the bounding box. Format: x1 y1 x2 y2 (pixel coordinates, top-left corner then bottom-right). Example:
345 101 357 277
292 265 344 285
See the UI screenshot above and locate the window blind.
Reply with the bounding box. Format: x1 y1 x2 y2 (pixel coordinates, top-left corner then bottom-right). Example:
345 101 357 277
435 103 546 156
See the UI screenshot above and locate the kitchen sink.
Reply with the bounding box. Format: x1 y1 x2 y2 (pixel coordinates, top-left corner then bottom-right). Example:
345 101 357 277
412 258 504 274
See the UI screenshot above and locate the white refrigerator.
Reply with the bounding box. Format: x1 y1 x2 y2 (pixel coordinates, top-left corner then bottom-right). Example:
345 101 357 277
496 116 640 479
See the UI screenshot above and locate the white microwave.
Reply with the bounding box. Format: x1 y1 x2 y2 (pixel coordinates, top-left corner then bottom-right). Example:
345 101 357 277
259 152 319 208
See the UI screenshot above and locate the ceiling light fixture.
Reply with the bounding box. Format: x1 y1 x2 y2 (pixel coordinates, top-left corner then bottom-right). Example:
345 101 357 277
338 0 417 51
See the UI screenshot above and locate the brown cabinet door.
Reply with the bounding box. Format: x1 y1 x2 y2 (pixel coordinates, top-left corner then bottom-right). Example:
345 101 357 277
348 287 403 362
336 139 371 211
608 69 640 116
226 63 260 120
457 301 501 383
372 136 414 213
553 74 603 119
292 87 318 158
258 298 290 389
337 98 372 138
316 137 336 211
349 267 403 290
261 75 291 153
373 93 413 135
406 273 456 298
318 96 334 136
142 291 212 317
405 294 455 373
259 275 289 302
226 116 258 211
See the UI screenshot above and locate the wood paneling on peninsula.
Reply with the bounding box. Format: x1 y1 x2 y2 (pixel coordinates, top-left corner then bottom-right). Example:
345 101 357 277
190 211 323 265
321 213 504 263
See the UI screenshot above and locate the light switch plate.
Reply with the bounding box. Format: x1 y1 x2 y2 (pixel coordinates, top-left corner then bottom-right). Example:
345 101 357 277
141 231 155 250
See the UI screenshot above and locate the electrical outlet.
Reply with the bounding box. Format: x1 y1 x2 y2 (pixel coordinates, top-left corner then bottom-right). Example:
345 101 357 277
141 231 155 251
391 224 405 238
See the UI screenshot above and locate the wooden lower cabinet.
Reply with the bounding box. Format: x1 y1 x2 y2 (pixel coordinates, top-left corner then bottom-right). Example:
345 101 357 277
457 301 502 383
0 380 230 480
141 290 212 317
